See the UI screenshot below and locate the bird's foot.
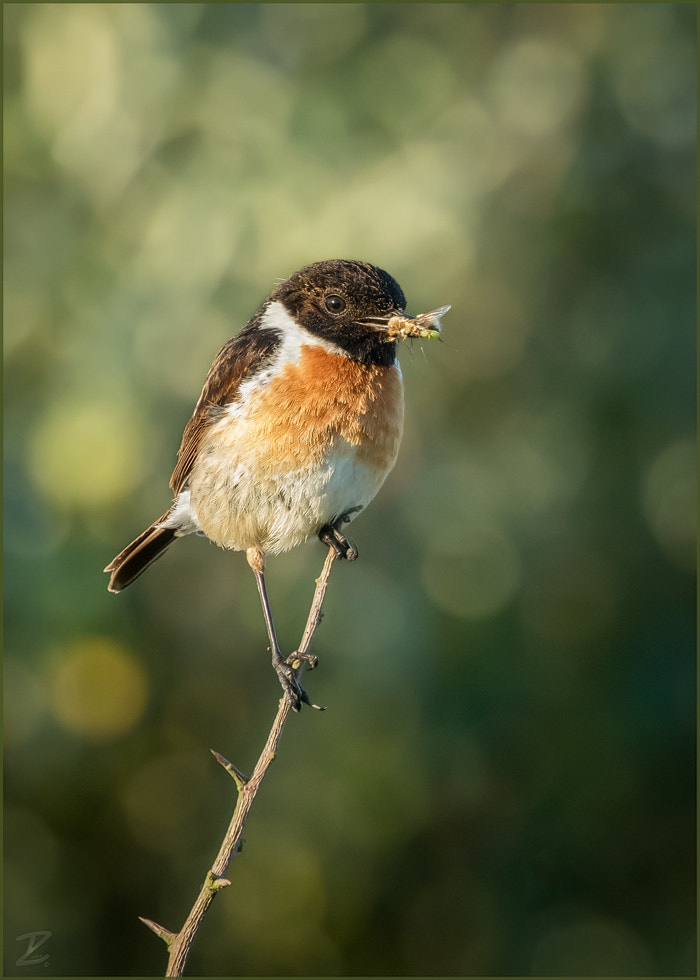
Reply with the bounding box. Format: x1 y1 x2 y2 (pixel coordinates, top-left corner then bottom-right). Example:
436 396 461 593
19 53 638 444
273 652 324 712
319 514 359 561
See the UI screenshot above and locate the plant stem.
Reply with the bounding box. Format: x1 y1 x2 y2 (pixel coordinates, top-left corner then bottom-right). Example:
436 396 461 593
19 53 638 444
140 546 338 977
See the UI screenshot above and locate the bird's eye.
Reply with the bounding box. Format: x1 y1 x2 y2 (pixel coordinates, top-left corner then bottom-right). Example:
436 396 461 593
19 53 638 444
324 294 347 315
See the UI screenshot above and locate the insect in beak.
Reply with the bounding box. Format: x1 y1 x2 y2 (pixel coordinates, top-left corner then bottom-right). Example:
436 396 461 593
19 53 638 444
360 304 451 341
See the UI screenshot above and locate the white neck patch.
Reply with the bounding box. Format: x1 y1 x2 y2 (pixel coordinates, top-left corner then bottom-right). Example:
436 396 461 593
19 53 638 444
261 300 349 361
219 300 350 420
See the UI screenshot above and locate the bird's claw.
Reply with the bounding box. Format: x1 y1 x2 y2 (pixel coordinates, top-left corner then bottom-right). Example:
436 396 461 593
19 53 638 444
318 522 359 561
274 654 324 712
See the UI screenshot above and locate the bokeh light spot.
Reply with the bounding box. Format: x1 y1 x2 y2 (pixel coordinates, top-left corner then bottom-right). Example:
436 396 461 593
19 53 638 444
609 15 696 147
358 34 455 136
50 637 148 739
422 528 520 620
28 399 146 510
22 4 119 138
642 438 696 572
488 37 587 137
531 914 652 975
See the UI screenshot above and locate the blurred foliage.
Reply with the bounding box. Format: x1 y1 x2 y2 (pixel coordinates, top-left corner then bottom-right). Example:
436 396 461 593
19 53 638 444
3 3 696 976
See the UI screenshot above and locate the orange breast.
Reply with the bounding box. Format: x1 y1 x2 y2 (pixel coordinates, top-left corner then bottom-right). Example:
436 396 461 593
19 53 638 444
247 345 405 474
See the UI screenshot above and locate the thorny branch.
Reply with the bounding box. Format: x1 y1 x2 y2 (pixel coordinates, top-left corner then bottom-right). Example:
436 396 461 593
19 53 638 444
139 546 338 977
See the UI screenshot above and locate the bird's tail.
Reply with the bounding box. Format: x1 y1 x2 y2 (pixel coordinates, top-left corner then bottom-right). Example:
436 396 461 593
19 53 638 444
104 514 176 593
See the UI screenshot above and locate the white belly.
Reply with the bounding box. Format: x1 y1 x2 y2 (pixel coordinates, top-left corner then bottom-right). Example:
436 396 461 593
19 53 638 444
168 430 392 554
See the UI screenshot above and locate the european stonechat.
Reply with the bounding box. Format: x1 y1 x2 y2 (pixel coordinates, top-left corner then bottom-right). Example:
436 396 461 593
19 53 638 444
105 259 449 709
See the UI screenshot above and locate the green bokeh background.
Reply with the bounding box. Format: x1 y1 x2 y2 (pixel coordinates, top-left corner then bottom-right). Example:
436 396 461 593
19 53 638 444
4 3 696 976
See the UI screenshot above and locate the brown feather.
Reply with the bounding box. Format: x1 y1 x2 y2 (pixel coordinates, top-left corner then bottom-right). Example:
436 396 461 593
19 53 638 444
169 324 280 494
103 514 175 593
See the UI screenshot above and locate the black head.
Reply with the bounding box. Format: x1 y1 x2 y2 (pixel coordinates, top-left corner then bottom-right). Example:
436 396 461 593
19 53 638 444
271 259 407 366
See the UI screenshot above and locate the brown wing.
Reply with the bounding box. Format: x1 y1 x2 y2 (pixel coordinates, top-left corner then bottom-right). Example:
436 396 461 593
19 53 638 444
169 323 280 495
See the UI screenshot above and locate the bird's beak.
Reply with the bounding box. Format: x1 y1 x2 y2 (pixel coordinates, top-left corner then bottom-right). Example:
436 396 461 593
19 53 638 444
359 304 451 341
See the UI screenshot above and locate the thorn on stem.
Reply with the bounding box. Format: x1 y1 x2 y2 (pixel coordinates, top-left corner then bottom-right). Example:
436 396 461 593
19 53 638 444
139 916 176 949
206 870 231 892
211 749 248 790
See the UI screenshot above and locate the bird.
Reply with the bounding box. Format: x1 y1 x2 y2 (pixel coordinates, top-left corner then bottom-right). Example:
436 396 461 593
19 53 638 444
105 259 448 710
